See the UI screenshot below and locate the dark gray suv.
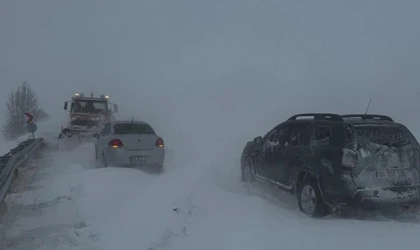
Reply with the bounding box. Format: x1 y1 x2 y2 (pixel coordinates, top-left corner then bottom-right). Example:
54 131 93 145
241 113 420 217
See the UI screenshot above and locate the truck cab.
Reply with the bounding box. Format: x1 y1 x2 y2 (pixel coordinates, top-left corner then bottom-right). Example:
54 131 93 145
60 93 118 139
64 93 118 117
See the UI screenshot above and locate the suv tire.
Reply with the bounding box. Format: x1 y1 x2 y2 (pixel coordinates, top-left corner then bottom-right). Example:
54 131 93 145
297 178 327 217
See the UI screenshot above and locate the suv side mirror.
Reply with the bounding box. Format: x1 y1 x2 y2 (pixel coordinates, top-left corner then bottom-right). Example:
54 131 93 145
253 136 263 145
64 102 68 110
114 104 118 113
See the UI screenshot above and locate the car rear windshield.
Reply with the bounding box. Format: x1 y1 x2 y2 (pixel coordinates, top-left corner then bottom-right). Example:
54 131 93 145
346 125 416 149
114 123 155 135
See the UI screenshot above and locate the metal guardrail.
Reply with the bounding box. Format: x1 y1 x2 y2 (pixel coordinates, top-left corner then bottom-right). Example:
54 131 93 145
0 138 44 206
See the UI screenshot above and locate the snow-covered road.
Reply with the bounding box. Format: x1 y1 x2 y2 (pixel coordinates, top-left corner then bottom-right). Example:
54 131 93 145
1 143 420 250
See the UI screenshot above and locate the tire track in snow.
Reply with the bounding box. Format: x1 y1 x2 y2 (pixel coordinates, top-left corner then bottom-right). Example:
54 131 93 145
147 194 203 250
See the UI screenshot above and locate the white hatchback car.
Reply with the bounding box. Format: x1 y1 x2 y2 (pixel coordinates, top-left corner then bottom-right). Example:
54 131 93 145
93 120 165 169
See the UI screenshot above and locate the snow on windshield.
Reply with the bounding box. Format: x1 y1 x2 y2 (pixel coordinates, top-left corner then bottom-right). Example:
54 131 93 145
73 100 107 114
114 123 155 135
347 125 414 149
349 125 419 169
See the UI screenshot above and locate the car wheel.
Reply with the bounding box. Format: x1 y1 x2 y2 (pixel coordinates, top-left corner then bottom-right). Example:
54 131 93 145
297 178 327 217
241 158 255 182
153 164 164 173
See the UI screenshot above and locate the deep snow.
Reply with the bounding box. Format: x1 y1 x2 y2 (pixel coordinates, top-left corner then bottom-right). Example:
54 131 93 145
2 0 420 249
1 142 420 250
0 119 61 156
0 134 31 156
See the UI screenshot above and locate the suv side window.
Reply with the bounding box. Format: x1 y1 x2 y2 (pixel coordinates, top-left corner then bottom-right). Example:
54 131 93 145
101 123 111 136
263 125 287 152
285 124 311 147
314 125 331 143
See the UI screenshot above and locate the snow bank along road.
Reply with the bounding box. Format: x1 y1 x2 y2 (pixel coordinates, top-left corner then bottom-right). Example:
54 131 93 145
1 142 420 250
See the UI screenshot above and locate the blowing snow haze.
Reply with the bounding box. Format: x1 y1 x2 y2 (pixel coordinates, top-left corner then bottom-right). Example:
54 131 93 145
1 0 420 144
3 1 420 250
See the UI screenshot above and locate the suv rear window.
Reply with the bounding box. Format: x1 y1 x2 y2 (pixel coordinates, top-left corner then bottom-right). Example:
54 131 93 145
114 123 155 135
346 125 416 149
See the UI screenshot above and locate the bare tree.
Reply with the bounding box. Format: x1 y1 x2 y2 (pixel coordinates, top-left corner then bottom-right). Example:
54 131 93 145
2 81 49 139
33 108 49 122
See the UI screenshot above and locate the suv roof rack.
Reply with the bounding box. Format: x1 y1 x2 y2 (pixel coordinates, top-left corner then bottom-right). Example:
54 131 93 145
288 113 343 122
341 114 394 122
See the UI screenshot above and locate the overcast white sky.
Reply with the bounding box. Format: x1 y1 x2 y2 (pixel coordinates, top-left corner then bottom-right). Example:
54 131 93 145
1 0 420 146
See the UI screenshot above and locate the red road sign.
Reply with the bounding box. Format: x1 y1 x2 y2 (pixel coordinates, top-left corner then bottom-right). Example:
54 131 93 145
24 112 33 123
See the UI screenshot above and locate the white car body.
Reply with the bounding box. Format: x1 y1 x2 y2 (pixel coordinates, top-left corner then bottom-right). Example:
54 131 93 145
94 120 165 168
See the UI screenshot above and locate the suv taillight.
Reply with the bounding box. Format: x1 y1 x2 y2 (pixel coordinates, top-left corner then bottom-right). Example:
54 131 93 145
342 149 357 168
155 137 164 148
109 139 123 148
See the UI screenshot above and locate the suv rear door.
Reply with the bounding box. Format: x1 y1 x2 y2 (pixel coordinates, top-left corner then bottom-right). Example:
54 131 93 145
346 124 420 188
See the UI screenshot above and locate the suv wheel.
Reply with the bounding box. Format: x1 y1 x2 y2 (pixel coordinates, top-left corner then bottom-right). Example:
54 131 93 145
241 158 255 182
297 179 327 217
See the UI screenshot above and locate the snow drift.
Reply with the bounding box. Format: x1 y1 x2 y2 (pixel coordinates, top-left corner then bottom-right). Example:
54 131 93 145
2 142 420 250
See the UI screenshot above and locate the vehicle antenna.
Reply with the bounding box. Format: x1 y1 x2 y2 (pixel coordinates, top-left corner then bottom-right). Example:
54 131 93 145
364 99 372 115
131 116 134 124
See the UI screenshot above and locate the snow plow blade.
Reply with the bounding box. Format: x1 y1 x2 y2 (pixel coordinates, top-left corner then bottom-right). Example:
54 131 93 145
58 128 97 151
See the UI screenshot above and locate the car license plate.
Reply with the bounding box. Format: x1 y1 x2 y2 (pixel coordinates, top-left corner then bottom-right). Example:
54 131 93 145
131 156 146 162
375 169 407 179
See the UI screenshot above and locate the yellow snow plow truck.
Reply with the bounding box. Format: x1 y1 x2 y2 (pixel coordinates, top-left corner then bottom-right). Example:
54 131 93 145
58 92 118 148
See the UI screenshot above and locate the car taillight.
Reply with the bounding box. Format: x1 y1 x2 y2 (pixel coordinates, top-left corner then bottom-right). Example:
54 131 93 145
155 137 164 148
342 149 357 168
109 139 123 148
